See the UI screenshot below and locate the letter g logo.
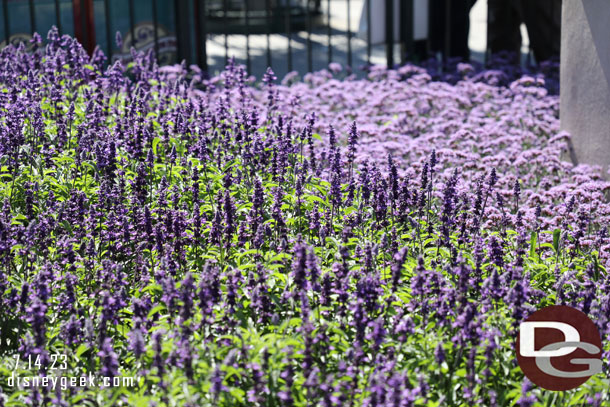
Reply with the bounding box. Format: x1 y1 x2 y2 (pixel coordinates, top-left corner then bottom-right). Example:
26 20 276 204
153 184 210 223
516 306 603 391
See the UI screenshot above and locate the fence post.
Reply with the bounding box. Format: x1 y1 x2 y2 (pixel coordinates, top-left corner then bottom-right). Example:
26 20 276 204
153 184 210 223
194 0 207 72
385 0 393 68
2 0 9 44
152 0 159 62
327 0 331 64
72 0 96 55
306 0 312 72
104 0 112 59
286 0 292 72
28 0 36 34
244 0 250 74
54 0 62 35
400 0 413 63
346 0 351 67
72 0 83 50
366 0 371 65
128 0 135 48
84 0 95 54
443 0 450 62
265 0 271 69
174 0 192 65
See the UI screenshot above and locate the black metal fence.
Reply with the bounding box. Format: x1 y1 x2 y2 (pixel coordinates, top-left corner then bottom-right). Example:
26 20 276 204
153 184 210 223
187 0 419 73
0 0 474 77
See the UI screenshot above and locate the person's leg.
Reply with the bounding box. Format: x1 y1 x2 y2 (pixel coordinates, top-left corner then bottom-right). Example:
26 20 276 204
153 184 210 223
450 0 474 59
428 0 445 54
313 0 321 14
487 0 522 62
520 0 561 63
428 0 474 59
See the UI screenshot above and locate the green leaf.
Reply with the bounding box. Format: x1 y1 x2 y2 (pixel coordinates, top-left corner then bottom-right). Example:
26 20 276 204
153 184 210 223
229 388 246 403
147 304 166 319
152 137 161 156
11 214 28 225
529 231 537 258
552 229 561 254
75 344 90 358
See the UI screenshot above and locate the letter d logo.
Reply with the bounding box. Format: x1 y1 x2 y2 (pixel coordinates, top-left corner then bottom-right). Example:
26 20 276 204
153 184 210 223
516 305 603 391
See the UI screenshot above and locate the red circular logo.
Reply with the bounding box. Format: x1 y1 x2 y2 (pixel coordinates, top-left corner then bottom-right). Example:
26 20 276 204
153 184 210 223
516 305 603 391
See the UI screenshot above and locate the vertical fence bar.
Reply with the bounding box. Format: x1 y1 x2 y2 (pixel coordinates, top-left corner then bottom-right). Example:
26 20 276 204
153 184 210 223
28 0 36 34
74 0 95 55
366 0 371 65
72 0 83 47
2 0 9 45
326 0 331 64
551 0 554 59
443 0 450 62
152 0 159 62
400 0 413 63
286 0 292 72
306 0 312 72
201 0 207 72
551 0 558 60
195 0 208 71
104 0 112 59
174 0 181 62
128 0 135 47
175 0 192 64
85 0 96 54
223 0 228 65
346 0 351 67
194 0 202 67
399 0 406 63
385 0 393 68
54 0 62 35
484 0 489 65
244 0 250 73
265 0 271 69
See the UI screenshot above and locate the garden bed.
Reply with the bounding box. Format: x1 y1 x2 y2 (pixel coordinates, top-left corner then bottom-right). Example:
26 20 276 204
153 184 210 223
0 30 608 406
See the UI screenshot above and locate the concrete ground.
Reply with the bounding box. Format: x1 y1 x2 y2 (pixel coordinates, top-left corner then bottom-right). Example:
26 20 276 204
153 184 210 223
203 0 531 79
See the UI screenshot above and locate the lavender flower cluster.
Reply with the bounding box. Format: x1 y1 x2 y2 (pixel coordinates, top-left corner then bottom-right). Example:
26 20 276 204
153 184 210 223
221 58 610 257
0 29 608 406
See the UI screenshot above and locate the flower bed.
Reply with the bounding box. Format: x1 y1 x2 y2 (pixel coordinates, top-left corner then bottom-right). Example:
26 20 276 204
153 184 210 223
0 30 608 406
205 60 610 255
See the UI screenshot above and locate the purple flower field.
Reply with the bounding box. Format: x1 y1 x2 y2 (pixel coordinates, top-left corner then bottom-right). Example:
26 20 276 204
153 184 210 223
0 30 608 406
201 60 610 257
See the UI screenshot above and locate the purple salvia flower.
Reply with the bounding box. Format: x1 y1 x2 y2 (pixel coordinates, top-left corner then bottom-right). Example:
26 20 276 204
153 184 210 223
391 247 408 291
98 337 119 378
